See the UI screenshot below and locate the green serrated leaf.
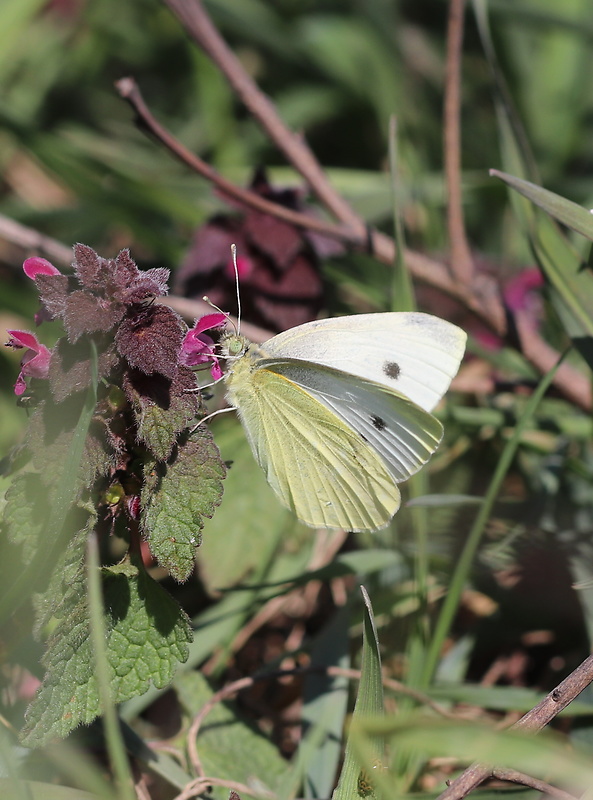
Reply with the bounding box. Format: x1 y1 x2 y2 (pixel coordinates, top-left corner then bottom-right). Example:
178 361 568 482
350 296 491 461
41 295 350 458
138 404 179 461
175 671 288 800
141 427 225 582
21 563 192 747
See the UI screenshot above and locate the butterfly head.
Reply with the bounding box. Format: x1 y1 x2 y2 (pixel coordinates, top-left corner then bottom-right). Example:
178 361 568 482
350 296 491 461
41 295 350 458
220 332 249 361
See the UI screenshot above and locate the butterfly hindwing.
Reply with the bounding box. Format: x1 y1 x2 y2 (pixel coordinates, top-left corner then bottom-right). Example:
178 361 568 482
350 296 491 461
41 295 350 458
225 355 400 531
263 359 444 483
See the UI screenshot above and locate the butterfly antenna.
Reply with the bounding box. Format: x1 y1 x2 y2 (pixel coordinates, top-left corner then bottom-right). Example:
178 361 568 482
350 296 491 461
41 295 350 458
202 296 226 316
231 243 242 334
201 295 236 335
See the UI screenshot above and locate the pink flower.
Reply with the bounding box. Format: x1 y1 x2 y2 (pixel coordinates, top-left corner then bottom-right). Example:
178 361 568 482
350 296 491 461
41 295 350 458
23 256 61 279
180 312 227 380
23 257 63 325
504 268 544 312
6 330 51 395
474 268 544 351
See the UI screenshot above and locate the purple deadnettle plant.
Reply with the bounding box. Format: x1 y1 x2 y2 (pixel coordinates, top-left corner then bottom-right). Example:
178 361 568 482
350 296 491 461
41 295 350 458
3 244 226 748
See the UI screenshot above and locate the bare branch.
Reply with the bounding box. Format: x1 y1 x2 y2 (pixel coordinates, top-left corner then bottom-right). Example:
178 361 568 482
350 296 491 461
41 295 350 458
436 653 593 799
158 1 483 315
444 0 474 286
491 767 578 800
115 77 358 243
153 0 593 409
0 213 73 266
113 79 492 323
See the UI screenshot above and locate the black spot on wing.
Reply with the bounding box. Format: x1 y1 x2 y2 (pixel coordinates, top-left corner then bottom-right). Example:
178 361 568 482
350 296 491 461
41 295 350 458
383 361 401 379
371 415 386 431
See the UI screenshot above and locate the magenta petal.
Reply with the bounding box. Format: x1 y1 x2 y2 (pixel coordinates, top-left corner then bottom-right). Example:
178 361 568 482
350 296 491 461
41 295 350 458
23 257 61 279
210 360 223 381
14 373 27 396
180 331 212 364
181 314 227 373
21 345 51 379
504 268 544 311
185 329 214 349
7 330 51 391
180 350 210 367
7 330 41 351
193 312 228 335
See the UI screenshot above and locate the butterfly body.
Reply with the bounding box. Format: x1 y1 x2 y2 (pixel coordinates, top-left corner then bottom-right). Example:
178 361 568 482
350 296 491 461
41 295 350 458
220 312 466 532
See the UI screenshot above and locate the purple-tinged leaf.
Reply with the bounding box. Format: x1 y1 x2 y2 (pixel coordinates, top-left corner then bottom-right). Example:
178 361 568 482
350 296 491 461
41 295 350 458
48 337 118 402
72 243 105 289
116 304 184 380
63 291 125 343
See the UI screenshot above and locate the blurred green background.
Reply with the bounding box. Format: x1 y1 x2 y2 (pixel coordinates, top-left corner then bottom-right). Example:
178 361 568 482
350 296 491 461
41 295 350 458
3 0 593 795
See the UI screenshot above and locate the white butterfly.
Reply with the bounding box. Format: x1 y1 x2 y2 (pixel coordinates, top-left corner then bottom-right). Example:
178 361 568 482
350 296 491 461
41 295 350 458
218 312 466 532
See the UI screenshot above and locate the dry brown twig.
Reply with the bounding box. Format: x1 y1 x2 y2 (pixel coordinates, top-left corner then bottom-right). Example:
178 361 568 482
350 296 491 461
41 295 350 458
490 768 578 800
444 0 474 288
0 213 73 265
114 73 591 410
172 775 268 800
436 653 593 799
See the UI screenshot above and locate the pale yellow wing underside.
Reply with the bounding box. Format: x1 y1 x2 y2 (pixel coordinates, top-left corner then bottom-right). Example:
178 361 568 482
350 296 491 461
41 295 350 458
225 359 399 531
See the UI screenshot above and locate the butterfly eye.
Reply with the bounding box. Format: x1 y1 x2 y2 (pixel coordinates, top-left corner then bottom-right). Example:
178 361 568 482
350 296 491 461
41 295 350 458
226 336 246 357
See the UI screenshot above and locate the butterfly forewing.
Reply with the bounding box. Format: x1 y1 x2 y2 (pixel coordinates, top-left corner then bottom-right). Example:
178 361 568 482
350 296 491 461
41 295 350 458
224 356 400 531
264 360 443 482
261 312 466 412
